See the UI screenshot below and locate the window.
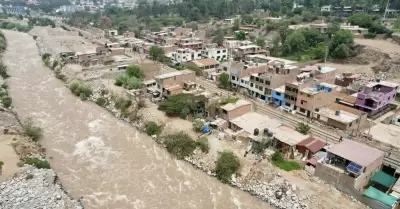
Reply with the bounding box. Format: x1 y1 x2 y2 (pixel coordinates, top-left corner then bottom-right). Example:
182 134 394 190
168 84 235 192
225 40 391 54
217 56 220 59
255 77 259 82
232 76 236 80
223 50 226 53
300 108 306 113
258 86 263 91
250 83 254 87
260 79 264 83
241 79 244 83
217 50 220 54
222 109 227 114
275 92 281 96
285 102 291 106
265 80 270 85
301 100 307 105
349 122 352 127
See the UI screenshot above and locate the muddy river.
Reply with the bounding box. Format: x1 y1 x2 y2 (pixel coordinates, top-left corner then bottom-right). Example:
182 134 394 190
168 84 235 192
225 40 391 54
3 30 270 209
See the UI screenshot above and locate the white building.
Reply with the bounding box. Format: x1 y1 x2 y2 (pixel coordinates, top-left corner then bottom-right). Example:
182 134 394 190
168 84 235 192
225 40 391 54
169 48 202 64
59 5 83 13
321 5 331 12
202 45 228 61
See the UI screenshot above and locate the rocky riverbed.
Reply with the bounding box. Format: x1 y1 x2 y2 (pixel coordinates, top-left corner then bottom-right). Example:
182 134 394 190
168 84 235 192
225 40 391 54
0 166 83 209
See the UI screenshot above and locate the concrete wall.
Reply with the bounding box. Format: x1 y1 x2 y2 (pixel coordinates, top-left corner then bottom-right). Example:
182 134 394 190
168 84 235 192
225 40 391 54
272 90 284 106
160 71 196 88
220 104 252 121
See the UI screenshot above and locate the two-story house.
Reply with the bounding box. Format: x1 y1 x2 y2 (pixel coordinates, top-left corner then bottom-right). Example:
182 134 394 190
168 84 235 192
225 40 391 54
202 44 228 61
355 81 399 116
177 37 203 50
296 82 338 118
170 48 202 64
155 70 196 97
236 45 265 59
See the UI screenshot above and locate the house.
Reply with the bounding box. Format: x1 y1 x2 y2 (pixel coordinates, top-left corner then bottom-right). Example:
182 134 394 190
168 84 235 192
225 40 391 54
300 66 337 84
335 73 363 87
228 112 282 142
271 85 285 106
250 63 299 103
228 62 269 91
355 81 399 116
296 137 326 160
177 37 203 50
314 103 367 131
187 58 220 78
272 125 310 159
295 82 338 118
170 48 202 64
219 99 252 121
202 45 228 61
236 45 265 58
155 70 196 97
316 140 385 192
335 92 358 107
223 18 235 25
108 48 125 56
104 29 118 37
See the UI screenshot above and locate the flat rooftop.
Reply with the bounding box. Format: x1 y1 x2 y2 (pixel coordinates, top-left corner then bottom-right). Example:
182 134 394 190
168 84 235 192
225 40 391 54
274 85 285 93
366 123 400 149
273 126 309 146
220 99 251 111
366 81 399 88
318 106 359 124
155 69 193 79
230 112 282 137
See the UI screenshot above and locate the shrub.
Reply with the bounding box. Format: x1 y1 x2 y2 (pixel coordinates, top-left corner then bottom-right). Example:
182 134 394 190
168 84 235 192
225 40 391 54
95 97 107 107
1 83 7 89
69 82 92 100
23 119 43 141
115 74 128 86
196 136 210 153
41 53 51 62
55 70 66 81
164 132 196 159
192 119 205 132
115 97 132 110
271 151 301 171
158 94 207 118
24 157 51 169
0 62 9 79
145 121 161 136
1 96 12 108
125 65 144 79
296 122 310 135
364 32 377 39
52 60 59 70
125 76 141 90
215 151 241 183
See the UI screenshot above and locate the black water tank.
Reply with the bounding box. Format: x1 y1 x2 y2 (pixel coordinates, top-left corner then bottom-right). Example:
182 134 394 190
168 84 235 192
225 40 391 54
263 128 269 135
254 128 259 136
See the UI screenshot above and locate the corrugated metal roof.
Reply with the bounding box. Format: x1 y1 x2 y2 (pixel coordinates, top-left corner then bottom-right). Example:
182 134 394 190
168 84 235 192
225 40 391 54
326 140 384 167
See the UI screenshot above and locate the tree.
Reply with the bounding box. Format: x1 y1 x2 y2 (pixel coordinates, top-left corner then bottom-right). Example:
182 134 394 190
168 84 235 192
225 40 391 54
301 10 317 22
126 65 144 79
149 46 166 62
145 121 161 136
212 29 224 46
215 151 241 183
394 18 400 30
331 43 351 58
348 13 377 28
327 22 340 38
331 30 354 50
242 14 253 24
296 122 310 135
164 132 197 159
256 36 266 48
235 30 246 40
158 93 207 118
284 30 307 55
23 118 43 141
219 72 230 89
232 18 240 31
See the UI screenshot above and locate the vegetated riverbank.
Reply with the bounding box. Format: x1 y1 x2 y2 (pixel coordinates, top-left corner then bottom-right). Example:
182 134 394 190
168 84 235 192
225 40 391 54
32 34 312 209
0 29 82 208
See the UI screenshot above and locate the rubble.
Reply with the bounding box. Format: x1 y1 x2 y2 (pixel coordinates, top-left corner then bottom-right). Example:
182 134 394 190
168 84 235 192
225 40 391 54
0 166 83 209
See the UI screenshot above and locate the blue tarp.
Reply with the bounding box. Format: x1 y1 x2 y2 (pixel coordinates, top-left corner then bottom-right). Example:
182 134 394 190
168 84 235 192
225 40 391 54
202 126 211 134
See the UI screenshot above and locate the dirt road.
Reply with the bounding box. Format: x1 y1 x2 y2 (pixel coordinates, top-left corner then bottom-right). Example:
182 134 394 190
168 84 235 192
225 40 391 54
3 30 271 208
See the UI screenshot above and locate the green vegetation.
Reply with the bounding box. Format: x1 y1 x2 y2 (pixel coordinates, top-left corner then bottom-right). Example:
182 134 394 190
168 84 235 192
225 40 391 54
192 119 205 132
95 97 107 107
158 93 207 118
364 32 377 39
348 13 391 35
149 46 168 62
219 97 239 105
54 70 66 81
296 122 310 135
196 136 210 153
1 96 12 108
0 161 3 174
0 61 9 79
164 132 197 159
252 136 271 155
41 53 51 67
114 97 132 111
23 118 43 141
69 82 92 100
0 31 7 53
24 157 51 169
218 72 230 89
0 21 30 32
271 151 301 171
28 18 55 28
215 151 241 183
145 121 162 136
114 65 144 90
235 30 246 40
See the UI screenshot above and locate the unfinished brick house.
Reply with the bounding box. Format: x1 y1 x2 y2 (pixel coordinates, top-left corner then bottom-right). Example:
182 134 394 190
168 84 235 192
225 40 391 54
155 70 196 97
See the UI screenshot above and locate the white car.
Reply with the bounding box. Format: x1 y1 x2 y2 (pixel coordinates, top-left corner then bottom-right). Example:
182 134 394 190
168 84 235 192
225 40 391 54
278 106 296 114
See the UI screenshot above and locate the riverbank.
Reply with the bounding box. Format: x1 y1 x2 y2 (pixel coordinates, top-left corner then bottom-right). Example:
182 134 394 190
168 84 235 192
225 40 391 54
0 29 83 208
30 26 369 209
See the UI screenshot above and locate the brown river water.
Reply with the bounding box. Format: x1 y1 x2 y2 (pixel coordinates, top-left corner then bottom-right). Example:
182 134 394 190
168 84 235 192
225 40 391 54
3 30 271 209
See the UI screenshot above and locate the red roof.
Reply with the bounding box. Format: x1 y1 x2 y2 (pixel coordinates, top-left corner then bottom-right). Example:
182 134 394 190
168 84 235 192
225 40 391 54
307 157 318 166
297 137 326 153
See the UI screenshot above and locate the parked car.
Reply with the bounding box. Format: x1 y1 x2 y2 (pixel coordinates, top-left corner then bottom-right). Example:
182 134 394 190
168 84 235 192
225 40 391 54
278 106 296 114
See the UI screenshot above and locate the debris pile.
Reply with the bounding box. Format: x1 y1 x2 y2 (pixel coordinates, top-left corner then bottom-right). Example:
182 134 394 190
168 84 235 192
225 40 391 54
0 166 83 209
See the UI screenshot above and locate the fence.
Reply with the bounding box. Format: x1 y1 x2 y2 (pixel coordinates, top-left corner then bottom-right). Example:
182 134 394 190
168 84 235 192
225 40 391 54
315 163 391 209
